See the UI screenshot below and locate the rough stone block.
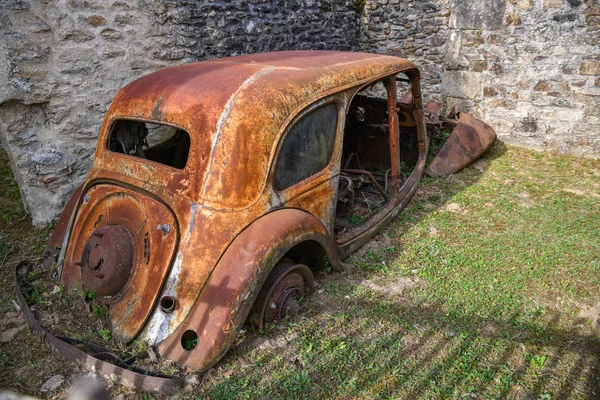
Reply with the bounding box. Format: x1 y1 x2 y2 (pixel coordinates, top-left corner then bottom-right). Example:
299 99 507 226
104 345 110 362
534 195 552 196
483 87 498 97
562 64 575 74
101 47 126 59
445 96 476 115
580 60 600 75
14 13 51 32
560 81 571 91
442 70 482 99
488 99 510 107
577 86 600 96
60 29 94 42
557 108 585 122
543 0 564 8
516 0 533 10
471 60 488 72
449 0 506 29
506 11 521 25
586 15 600 29
490 63 503 75
87 15 106 26
534 81 553 91
443 29 463 70
100 28 122 40
510 91 528 101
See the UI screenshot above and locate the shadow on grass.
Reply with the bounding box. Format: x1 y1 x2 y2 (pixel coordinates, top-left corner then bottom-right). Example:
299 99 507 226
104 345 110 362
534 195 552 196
215 296 600 399
200 139 600 398
358 139 510 262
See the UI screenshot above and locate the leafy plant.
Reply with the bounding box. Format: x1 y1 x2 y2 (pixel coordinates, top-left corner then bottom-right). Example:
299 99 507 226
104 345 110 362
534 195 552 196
99 329 111 342
259 322 274 335
530 354 547 369
26 269 44 280
291 370 312 389
161 365 178 376
364 249 382 262
349 0 366 15
183 337 198 351
348 213 364 225
92 304 107 319
24 286 43 305
0 237 13 257
304 342 314 354
133 339 148 353
323 255 332 273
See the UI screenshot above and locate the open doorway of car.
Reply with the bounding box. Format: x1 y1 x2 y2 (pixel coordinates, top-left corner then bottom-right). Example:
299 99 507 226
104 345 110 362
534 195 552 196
334 73 421 242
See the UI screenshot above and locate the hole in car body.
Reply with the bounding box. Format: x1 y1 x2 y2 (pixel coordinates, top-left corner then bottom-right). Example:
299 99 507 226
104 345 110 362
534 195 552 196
335 73 419 237
108 120 191 170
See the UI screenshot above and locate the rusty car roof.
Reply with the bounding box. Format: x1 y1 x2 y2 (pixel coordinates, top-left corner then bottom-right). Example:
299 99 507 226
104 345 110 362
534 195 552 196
102 50 417 209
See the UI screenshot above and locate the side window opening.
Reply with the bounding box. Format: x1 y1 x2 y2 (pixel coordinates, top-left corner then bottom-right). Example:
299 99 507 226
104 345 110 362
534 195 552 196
274 103 339 191
335 74 418 236
108 120 191 170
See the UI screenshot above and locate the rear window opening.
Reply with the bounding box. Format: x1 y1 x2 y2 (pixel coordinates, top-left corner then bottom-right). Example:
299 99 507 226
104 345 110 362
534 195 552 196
108 120 191 169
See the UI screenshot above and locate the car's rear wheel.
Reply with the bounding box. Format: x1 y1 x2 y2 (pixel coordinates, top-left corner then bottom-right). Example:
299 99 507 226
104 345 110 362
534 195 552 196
247 258 315 330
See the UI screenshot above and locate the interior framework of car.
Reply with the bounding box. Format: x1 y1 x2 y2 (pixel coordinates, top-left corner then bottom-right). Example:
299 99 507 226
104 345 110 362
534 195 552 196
335 74 419 236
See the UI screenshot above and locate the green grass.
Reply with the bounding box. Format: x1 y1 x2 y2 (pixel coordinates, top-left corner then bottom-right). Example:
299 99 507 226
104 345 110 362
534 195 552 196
1 143 599 399
193 143 600 399
0 148 51 316
0 147 72 394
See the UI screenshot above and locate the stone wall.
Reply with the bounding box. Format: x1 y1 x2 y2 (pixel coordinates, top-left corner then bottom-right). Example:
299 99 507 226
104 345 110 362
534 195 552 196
358 0 450 103
0 0 360 224
1 0 599 224
1 0 177 225
358 0 599 158
443 0 600 157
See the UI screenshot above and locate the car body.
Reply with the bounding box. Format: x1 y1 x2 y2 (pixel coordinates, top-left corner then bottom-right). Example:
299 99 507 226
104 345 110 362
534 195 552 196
32 50 428 388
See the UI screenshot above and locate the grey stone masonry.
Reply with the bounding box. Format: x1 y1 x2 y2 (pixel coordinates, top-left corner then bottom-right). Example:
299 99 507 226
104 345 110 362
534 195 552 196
358 0 451 103
441 0 600 158
1 0 599 224
1 0 181 224
0 0 360 224
358 0 600 158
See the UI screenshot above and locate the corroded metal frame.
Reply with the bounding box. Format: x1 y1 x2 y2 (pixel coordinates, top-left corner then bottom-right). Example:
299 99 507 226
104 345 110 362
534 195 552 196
23 51 428 392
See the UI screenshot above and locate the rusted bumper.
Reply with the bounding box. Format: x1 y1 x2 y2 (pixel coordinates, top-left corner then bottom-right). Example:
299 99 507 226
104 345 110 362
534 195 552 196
14 263 183 395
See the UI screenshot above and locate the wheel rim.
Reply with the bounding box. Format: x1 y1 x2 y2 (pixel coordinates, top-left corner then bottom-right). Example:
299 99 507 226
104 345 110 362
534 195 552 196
248 259 315 330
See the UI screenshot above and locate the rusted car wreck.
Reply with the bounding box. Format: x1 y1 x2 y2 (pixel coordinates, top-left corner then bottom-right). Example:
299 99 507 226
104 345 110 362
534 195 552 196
16 51 431 392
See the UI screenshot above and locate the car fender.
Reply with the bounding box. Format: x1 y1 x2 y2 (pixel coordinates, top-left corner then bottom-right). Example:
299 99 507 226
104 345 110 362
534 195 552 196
41 183 85 269
156 208 337 371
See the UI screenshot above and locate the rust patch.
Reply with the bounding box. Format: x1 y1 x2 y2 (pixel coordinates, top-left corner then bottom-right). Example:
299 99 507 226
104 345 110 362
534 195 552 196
426 113 497 177
61 183 179 342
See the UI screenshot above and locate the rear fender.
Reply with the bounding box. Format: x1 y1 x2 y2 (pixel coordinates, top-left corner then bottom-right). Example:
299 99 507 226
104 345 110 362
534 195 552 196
156 208 337 371
42 183 85 269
